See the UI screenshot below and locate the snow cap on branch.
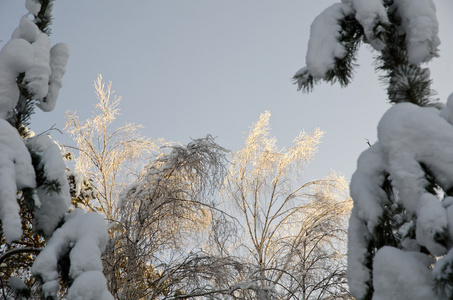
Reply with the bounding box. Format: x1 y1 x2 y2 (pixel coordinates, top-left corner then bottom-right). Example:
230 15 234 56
392 0 440 64
305 3 354 78
0 119 36 243
25 0 41 15
0 37 33 118
377 103 453 215
37 43 69 112
373 247 436 300
349 0 388 50
0 14 68 118
32 210 112 299
348 97 453 298
27 134 70 237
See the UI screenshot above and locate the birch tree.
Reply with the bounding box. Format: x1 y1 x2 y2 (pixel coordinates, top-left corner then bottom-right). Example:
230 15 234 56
64 75 163 222
222 112 353 299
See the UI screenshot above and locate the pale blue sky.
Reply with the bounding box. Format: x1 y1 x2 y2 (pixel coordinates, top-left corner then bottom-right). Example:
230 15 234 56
1 1 452 182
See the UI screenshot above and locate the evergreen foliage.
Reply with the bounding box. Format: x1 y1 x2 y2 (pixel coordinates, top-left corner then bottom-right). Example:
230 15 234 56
294 14 363 93
295 1 452 299
34 0 54 34
0 1 58 296
294 0 438 107
0 2 112 299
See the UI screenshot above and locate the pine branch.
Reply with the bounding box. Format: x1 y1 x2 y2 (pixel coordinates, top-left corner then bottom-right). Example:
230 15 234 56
324 14 363 87
293 67 318 93
7 1 56 133
35 0 55 34
294 14 363 92
28 146 62 195
374 13 437 106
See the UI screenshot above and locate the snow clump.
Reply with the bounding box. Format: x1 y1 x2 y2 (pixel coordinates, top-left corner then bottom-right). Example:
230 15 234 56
0 15 68 118
348 95 453 299
0 119 36 243
32 209 113 299
303 3 354 79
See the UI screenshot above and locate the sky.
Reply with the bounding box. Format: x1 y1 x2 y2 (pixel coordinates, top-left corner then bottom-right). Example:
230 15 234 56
0 0 452 183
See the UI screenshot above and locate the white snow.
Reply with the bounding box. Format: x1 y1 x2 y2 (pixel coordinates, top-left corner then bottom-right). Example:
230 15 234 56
350 0 389 51
37 43 69 112
392 0 440 64
373 246 436 300
9 276 29 292
433 248 453 291
416 193 448 256
445 196 453 246
32 210 112 299
0 15 68 118
26 134 70 237
67 271 114 300
66 169 87 198
12 16 40 43
23 30 51 100
347 144 387 299
305 3 354 78
0 38 33 118
11 16 51 100
348 97 453 298
377 103 453 216
439 93 453 125
350 143 387 232
347 207 373 299
0 118 36 243
25 0 41 15
0 7 107 300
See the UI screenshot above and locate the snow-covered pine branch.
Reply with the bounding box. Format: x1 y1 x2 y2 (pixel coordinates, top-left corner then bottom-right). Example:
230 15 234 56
0 1 113 299
295 0 440 106
294 1 452 299
31 210 112 300
294 3 362 92
348 93 453 300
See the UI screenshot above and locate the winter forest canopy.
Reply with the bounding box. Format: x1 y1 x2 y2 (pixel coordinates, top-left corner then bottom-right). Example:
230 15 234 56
1 1 353 299
1 0 453 300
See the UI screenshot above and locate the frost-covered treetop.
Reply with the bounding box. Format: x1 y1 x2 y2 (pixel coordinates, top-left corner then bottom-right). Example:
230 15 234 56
294 0 440 106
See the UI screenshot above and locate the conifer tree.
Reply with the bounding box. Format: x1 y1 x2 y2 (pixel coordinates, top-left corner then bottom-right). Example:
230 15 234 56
294 1 453 299
0 1 112 299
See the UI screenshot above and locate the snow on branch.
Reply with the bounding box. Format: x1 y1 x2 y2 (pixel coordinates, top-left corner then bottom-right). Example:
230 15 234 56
348 95 453 299
294 3 363 92
31 209 113 300
26 134 70 237
350 0 389 51
37 43 69 112
119 134 229 209
0 13 68 119
0 119 36 243
392 0 440 65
